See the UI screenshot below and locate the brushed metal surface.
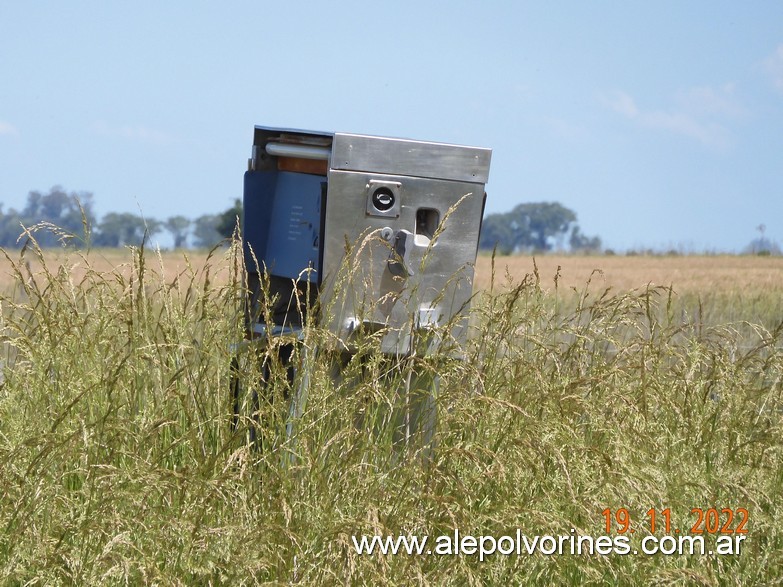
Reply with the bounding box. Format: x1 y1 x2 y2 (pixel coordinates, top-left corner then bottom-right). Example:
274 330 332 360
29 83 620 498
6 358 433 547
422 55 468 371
331 133 492 184
319 169 486 354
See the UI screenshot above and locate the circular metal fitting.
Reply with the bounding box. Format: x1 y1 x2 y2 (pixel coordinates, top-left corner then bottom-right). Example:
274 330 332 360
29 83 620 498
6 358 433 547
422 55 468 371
371 187 395 211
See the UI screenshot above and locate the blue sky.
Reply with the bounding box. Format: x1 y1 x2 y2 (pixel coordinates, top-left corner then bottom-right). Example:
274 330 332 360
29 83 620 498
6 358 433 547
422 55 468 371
1 1 782 252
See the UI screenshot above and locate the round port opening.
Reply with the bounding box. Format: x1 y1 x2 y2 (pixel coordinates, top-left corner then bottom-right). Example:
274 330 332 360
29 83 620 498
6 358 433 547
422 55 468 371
371 187 395 212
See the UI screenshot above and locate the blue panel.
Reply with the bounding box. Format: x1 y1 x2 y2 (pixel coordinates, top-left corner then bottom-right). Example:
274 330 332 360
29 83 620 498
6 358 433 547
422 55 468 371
243 170 276 272
243 170 323 282
265 172 323 281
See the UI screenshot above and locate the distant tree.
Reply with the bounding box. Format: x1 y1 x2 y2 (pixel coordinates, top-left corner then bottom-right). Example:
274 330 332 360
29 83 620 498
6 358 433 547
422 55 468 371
216 199 243 239
478 214 516 255
0 205 23 248
192 214 223 248
744 238 781 255
94 212 161 247
569 225 602 252
479 202 596 253
743 224 781 255
164 215 191 249
0 186 97 247
516 202 576 250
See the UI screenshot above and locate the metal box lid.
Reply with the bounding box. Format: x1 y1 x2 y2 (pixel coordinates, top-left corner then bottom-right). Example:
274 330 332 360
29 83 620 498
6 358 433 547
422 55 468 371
250 126 491 184
331 133 491 184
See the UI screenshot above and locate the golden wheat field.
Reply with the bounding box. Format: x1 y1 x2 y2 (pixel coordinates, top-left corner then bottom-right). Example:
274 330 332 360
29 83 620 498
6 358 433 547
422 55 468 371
0 247 234 296
4 248 782 297
5 247 781 332
474 253 783 294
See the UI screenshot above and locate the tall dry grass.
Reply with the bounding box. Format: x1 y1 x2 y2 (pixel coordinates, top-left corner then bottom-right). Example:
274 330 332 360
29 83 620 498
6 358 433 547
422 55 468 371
0 237 781 585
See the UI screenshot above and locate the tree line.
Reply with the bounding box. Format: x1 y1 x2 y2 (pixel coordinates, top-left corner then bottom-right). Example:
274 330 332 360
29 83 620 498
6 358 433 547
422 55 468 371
479 201 601 253
1 187 602 254
0 187 241 249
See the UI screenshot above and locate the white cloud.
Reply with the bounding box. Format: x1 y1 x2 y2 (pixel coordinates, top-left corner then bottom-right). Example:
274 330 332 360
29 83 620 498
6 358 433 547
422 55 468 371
603 89 731 150
91 121 174 145
675 84 746 118
604 91 638 119
639 109 728 148
0 121 19 136
763 44 783 93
